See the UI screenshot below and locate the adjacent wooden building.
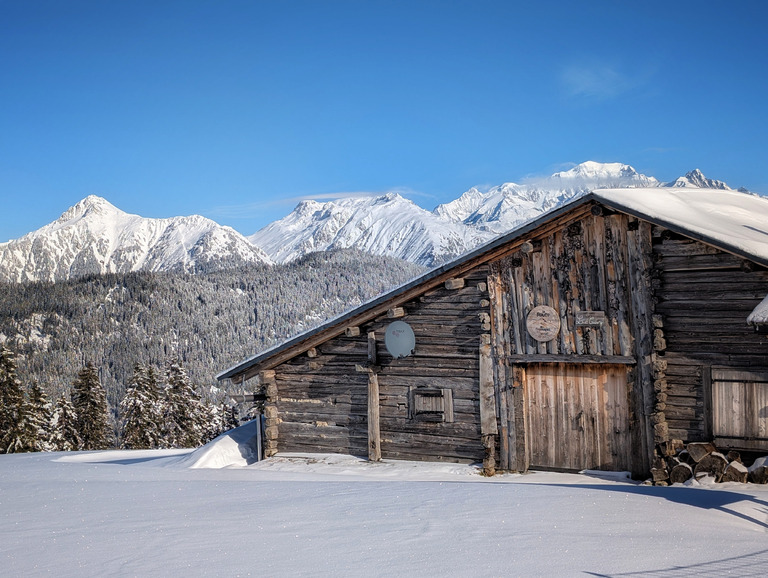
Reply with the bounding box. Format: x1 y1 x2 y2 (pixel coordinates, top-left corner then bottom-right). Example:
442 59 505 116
218 188 768 477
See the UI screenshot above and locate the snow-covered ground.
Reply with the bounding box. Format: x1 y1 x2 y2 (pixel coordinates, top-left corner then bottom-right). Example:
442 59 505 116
1 422 767 577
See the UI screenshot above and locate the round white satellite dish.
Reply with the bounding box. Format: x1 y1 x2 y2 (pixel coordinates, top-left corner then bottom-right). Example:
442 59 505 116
385 321 415 359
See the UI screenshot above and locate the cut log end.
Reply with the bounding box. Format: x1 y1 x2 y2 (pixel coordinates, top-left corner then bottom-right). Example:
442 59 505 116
669 462 693 485
721 462 748 484
693 452 728 483
687 442 717 463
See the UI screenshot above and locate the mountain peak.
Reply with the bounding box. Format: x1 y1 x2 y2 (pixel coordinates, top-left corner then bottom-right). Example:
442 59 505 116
552 161 639 181
665 169 731 190
250 191 485 266
0 196 270 282
58 195 124 223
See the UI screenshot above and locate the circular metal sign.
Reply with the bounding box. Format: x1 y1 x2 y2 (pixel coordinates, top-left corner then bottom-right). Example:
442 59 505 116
384 321 416 359
526 305 561 342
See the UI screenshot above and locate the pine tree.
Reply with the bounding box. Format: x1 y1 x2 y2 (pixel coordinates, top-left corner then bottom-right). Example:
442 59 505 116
27 383 54 451
160 359 206 448
0 346 31 453
120 364 163 449
49 393 81 451
223 403 240 431
200 401 227 444
71 362 113 450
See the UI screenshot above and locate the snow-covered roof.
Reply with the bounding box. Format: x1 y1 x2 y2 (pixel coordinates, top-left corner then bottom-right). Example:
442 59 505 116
592 188 768 266
218 187 768 381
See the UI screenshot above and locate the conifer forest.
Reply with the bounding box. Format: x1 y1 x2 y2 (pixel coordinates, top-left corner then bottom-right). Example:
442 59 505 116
0 250 425 452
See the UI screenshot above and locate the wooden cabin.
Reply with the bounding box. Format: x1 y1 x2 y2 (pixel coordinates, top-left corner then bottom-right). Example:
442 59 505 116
218 188 768 477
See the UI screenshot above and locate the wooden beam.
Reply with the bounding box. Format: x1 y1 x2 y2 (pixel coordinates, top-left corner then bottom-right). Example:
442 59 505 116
591 204 617 217
356 363 382 373
345 326 360 337
445 278 465 290
367 331 377 366
505 354 636 364
368 371 382 462
387 307 406 318
479 344 499 436
520 240 542 254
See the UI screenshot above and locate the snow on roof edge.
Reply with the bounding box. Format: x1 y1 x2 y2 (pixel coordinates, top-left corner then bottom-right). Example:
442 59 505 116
592 188 768 267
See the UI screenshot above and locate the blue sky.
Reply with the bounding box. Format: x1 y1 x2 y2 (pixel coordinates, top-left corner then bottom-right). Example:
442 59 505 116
2 0 767 242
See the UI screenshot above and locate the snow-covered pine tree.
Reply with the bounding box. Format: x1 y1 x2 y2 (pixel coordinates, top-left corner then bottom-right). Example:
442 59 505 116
0 346 33 453
27 383 54 451
223 403 240 431
161 359 207 448
71 362 113 450
49 393 81 451
120 363 163 449
200 401 227 445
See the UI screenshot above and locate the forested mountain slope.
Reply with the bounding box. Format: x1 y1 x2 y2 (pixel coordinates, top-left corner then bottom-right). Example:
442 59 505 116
0 250 425 407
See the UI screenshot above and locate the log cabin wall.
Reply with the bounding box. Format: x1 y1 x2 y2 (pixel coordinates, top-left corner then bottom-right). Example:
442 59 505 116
651 226 768 448
488 209 656 476
375 266 488 462
267 265 490 463
271 342 370 456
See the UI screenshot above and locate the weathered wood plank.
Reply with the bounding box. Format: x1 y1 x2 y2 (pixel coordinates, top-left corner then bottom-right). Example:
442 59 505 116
505 354 635 364
479 344 499 435
367 371 381 461
656 254 745 271
625 219 656 473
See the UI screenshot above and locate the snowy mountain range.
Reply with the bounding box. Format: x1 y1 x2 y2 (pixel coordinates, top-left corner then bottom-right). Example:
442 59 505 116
0 162 744 282
252 161 732 263
248 193 491 265
0 196 271 283
433 161 660 234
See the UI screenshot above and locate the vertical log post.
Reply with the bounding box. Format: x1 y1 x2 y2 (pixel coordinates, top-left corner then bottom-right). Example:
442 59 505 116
367 331 382 462
479 342 498 475
487 268 511 472
626 220 658 477
261 370 279 458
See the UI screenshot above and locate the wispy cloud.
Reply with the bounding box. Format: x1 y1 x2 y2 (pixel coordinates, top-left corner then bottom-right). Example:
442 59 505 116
561 61 651 101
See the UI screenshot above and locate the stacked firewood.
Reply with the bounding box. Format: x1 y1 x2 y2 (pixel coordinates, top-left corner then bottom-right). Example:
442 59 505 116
650 440 768 486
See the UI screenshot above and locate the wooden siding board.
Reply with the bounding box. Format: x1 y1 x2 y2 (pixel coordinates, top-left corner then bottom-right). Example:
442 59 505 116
652 229 768 443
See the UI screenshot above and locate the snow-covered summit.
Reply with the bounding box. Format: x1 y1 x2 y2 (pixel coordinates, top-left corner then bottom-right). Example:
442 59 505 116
550 161 659 187
253 162 746 266
0 196 271 283
249 193 492 266
665 169 731 190
434 161 661 235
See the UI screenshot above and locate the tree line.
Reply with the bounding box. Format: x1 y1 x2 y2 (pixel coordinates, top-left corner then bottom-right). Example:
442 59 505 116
0 249 424 408
0 346 239 454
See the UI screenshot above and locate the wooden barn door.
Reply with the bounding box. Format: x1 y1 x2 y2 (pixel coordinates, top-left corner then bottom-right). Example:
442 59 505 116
524 363 631 472
710 368 768 450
